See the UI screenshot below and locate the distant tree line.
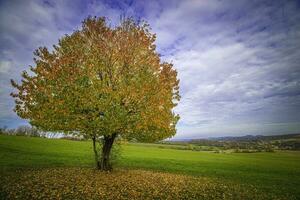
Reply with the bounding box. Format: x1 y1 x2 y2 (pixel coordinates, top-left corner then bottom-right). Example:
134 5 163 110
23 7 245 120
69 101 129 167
0 125 57 138
160 136 300 151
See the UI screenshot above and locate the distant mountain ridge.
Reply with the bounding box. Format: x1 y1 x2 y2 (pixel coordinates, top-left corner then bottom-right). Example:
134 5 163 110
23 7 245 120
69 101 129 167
193 133 300 142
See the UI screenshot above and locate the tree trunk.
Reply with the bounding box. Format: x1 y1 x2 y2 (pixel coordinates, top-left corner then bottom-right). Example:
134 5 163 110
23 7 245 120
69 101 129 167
100 133 117 171
92 136 100 169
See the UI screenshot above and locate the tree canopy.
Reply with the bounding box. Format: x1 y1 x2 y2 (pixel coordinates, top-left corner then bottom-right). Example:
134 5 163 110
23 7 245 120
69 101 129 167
11 16 180 170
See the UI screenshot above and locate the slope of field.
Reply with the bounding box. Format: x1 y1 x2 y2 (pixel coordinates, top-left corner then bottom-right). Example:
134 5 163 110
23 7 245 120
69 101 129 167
1 135 300 199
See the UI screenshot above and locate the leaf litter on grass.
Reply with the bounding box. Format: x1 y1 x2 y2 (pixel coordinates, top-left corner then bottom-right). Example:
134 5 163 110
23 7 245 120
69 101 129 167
0 168 295 200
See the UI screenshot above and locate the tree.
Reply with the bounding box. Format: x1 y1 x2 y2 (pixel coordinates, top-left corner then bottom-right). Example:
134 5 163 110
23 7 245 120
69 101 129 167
15 125 39 136
11 16 180 171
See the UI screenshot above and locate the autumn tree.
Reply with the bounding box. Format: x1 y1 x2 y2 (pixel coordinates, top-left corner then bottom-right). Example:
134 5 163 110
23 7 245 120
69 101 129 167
11 16 180 171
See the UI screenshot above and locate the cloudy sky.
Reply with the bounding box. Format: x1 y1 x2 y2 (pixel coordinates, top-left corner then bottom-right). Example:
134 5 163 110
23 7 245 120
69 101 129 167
1 0 300 139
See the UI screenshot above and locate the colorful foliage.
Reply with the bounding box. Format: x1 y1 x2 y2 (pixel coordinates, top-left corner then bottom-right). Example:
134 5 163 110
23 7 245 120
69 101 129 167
10 16 180 169
10 16 180 141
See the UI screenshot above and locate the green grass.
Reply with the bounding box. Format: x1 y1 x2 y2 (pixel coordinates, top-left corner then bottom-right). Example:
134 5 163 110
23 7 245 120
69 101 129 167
1 135 300 198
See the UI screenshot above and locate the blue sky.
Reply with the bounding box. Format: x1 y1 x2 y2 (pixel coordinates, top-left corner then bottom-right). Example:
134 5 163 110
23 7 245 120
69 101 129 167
0 0 300 139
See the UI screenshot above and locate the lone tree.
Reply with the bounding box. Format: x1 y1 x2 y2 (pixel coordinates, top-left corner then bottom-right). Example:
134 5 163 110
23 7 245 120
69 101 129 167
11 17 180 171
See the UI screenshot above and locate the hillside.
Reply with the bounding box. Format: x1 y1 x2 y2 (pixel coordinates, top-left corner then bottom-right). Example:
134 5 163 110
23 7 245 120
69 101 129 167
163 133 300 151
207 133 300 141
0 135 300 199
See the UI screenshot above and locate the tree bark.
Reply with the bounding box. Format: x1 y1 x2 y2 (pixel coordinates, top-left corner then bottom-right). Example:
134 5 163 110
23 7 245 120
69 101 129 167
92 136 100 169
100 133 117 171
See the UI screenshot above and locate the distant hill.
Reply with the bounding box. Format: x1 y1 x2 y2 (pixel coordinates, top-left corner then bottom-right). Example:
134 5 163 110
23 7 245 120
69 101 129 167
205 133 300 142
164 133 300 151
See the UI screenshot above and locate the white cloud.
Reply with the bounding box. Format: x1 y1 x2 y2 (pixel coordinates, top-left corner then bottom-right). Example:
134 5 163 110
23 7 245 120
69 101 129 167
146 0 300 138
0 61 12 74
0 0 300 138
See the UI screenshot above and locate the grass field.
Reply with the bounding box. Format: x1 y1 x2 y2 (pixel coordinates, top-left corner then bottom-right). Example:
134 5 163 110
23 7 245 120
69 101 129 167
1 135 300 199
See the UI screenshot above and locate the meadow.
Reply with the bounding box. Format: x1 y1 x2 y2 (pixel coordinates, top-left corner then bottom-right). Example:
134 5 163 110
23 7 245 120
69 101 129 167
1 135 300 199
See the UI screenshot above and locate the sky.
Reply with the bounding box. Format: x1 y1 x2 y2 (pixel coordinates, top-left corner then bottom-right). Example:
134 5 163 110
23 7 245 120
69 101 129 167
0 0 300 139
